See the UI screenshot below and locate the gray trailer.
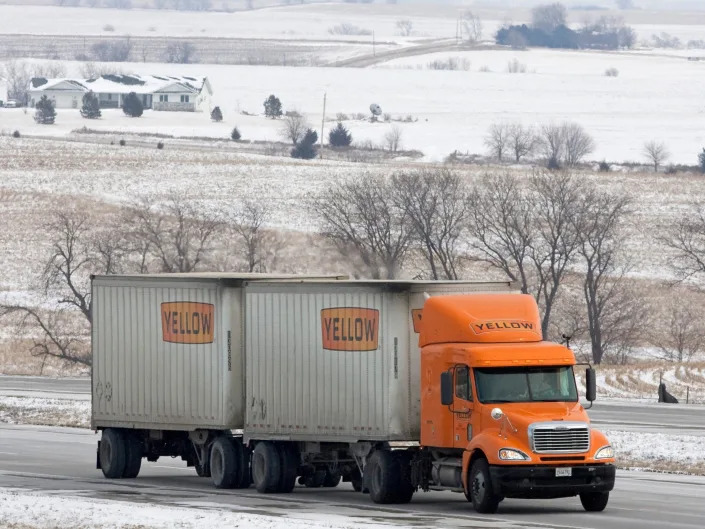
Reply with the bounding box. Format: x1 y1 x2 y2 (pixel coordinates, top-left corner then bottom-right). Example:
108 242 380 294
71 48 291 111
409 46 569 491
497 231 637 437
92 274 514 491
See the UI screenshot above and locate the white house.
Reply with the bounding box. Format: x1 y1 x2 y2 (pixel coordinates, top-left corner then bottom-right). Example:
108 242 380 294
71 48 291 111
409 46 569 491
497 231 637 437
28 74 213 112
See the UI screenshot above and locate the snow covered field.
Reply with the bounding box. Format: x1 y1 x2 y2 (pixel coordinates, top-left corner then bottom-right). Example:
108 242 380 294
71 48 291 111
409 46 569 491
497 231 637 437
4 41 705 164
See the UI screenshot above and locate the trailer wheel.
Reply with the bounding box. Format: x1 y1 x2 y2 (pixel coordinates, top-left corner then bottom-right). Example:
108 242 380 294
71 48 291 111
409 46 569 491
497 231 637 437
252 442 281 493
195 461 211 477
235 441 252 489
580 492 609 512
276 443 299 493
393 451 415 504
210 437 238 489
468 459 500 514
365 450 400 504
322 468 341 488
99 428 127 479
122 432 143 479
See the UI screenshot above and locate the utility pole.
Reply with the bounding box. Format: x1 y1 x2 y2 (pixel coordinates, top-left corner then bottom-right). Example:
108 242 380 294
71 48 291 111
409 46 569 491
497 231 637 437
320 92 326 159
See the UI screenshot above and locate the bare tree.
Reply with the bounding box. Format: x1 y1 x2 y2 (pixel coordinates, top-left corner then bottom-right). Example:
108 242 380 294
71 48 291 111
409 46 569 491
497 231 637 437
538 122 594 168
164 41 196 63
575 188 631 364
384 125 403 153
281 113 309 145
484 123 511 162
125 195 221 273
0 210 126 368
642 140 670 172
531 3 567 33
229 200 276 273
468 172 534 294
562 122 595 167
507 123 536 162
652 298 705 362
538 123 564 168
396 19 413 36
310 174 412 279
2 60 32 106
461 11 483 43
528 171 584 337
661 201 705 282
393 169 470 280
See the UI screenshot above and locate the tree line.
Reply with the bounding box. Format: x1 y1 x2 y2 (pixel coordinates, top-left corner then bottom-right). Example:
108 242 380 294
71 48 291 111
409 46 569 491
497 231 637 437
4 169 705 368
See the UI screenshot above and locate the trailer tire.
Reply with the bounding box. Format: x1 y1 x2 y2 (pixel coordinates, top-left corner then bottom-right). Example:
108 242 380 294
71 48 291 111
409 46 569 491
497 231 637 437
322 468 341 488
122 432 143 479
393 451 414 504
195 461 211 477
252 442 281 493
276 443 299 493
366 450 400 504
99 428 127 479
235 442 252 489
210 437 238 489
468 459 500 514
580 492 609 512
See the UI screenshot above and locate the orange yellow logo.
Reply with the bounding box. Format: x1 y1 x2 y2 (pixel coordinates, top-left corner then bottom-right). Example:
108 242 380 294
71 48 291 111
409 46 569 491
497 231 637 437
161 302 215 344
321 308 379 351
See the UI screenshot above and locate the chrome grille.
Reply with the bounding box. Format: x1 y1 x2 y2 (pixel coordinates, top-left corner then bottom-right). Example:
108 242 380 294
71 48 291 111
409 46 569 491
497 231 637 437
530 422 590 454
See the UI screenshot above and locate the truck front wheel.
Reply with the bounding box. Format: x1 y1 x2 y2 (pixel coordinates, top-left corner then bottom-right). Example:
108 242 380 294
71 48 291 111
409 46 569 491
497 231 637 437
99 428 126 479
580 491 609 512
468 459 501 514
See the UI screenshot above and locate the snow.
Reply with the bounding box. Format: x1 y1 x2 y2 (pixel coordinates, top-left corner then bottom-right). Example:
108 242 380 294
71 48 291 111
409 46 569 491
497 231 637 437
605 429 705 470
0 396 90 428
0 488 399 529
4 45 705 165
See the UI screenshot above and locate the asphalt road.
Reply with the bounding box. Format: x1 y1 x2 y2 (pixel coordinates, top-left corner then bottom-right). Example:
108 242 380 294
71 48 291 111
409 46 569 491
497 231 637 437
0 423 703 529
2 375 704 433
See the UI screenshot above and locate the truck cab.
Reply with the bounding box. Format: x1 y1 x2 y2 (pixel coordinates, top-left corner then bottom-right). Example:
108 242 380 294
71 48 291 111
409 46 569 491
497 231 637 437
418 293 616 513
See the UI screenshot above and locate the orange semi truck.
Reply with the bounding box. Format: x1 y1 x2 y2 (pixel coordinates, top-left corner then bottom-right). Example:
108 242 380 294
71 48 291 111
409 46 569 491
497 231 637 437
92 276 615 513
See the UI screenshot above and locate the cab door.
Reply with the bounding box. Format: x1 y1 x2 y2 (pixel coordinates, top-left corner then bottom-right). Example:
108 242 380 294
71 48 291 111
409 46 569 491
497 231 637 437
453 365 475 449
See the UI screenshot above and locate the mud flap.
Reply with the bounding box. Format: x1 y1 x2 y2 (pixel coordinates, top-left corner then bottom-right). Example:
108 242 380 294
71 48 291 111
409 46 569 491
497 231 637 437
96 440 101 470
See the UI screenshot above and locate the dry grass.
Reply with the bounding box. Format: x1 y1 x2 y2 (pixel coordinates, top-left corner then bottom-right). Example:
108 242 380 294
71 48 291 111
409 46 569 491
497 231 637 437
0 340 88 376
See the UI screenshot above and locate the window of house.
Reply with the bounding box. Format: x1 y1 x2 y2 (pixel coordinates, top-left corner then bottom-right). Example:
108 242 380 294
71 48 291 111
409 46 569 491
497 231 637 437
180 95 189 103
107 94 112 100
159 94 168 102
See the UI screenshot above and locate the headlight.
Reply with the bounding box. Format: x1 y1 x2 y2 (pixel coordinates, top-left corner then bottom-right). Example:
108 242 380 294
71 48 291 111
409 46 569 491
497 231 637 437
498 448 530 461
594 446 615 460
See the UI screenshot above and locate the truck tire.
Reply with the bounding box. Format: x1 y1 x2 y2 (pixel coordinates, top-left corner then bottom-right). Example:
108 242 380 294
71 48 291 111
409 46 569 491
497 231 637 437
468 459 500 514
99 428 127 479
234 441 252 489
366 450 400 504
276 443 299 493
252 442 281 493
322 468 341 488
210 436 238 489
580 492 609 512
393 451 415 504
122 432 143 479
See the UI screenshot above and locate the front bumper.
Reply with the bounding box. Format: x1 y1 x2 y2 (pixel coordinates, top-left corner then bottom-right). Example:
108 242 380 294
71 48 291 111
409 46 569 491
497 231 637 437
489 464 616 499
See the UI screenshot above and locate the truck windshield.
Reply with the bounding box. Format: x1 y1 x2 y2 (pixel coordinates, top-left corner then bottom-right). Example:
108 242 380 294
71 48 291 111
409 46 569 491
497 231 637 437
474 366 578 403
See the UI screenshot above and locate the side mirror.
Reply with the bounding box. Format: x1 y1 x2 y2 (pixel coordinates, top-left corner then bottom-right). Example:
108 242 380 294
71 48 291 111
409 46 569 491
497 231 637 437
440 371 453 406
586 368 596 402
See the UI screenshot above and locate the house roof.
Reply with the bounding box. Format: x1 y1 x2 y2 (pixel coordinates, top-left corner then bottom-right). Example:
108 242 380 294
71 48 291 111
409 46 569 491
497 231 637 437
28 74 208 95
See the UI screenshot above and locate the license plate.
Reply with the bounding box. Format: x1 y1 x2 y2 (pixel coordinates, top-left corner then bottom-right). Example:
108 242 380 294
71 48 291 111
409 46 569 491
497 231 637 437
556 467 572 477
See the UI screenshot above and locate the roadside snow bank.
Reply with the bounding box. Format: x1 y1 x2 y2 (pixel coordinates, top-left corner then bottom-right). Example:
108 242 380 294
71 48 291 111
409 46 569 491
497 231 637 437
0 396 89 428
0 488 399 529
606 429 705 474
